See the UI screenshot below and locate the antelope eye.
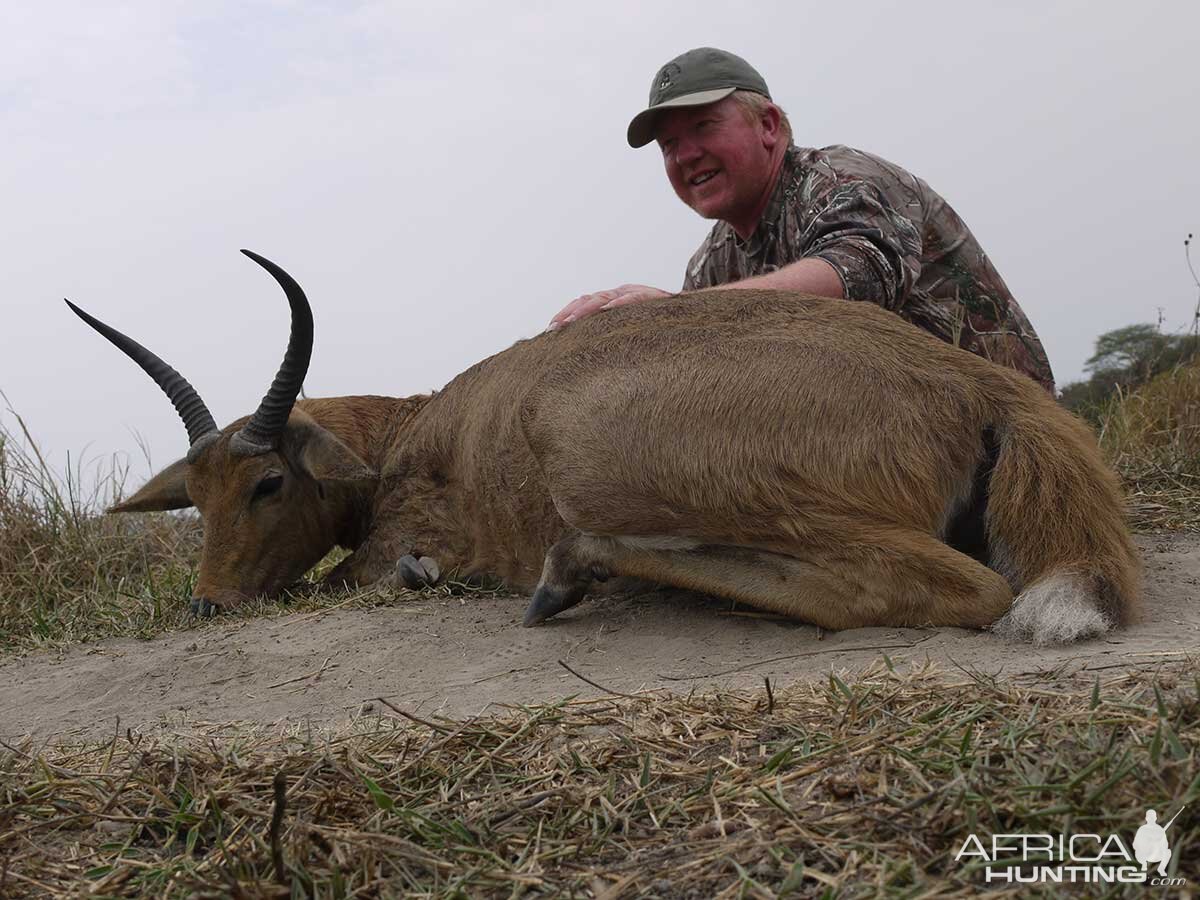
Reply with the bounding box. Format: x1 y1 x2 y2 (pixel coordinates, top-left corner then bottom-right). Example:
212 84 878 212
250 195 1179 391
253 474 284 500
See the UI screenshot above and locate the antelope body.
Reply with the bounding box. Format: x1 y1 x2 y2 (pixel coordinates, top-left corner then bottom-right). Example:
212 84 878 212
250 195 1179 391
71 252 1140 644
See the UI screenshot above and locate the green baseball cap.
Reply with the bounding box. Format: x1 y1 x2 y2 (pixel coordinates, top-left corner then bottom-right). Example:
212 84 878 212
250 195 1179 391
626 47 771 148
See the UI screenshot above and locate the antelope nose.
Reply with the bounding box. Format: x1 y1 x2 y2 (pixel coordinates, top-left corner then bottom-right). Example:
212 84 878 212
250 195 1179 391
189 596 219 618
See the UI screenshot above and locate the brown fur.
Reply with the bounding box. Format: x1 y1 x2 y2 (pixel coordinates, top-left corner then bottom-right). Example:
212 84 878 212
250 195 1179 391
117 290 1140 640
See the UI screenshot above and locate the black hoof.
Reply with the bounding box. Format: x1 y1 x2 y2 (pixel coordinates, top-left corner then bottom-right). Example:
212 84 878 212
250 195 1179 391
523 584 585 627
417 555 440 583
189 598 218 618
397 554 439 589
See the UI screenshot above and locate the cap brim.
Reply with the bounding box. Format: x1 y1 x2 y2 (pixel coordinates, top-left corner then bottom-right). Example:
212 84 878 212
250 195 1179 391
626 87 738 148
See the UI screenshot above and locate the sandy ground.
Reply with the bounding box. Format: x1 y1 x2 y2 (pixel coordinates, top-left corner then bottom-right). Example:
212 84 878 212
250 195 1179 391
3 533 1197 742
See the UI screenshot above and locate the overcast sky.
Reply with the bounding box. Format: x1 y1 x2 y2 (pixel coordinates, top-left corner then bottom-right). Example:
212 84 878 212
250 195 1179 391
3 1 1198 488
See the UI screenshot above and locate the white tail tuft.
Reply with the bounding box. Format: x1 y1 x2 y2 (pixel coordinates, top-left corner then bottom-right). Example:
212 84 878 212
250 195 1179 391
992 574 1114 645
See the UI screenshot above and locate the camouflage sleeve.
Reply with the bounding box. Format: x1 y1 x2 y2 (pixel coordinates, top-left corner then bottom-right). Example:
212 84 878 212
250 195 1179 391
682 231 719 291
799 180 923 311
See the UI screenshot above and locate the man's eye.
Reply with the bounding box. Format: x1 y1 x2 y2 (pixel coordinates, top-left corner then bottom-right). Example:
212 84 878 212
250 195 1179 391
253 475 284 500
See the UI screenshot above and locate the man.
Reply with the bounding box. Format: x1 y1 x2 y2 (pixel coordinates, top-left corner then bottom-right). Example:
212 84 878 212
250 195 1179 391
548 47 1056 392
1133 808 1179 877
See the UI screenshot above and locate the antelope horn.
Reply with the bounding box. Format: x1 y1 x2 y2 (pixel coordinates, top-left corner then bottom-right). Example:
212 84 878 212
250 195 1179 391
229 250 314 457
65 299 219 455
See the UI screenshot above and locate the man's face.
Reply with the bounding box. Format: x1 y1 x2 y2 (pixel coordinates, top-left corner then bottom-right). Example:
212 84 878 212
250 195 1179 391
655 97 780 226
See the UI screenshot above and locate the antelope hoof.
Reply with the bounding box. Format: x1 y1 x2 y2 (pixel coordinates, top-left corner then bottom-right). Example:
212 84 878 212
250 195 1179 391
522 582 587 627
189 598 220 618
417 556 440 583
396 554 440 589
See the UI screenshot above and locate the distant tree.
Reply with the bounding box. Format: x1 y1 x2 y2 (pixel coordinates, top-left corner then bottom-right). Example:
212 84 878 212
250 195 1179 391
1084 324 1166 379
1063 326 1198 417
1060 232 1200 417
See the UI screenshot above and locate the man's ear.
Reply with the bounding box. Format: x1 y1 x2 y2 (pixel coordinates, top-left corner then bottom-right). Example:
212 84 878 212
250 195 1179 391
292 425 377 482
759 103 783 148
109 458 193 512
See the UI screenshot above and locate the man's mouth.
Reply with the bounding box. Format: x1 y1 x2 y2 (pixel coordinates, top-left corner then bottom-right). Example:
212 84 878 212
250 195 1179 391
689 169 719 186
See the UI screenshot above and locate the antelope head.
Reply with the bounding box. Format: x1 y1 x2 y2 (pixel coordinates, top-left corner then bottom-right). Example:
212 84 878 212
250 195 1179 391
68 251 376 615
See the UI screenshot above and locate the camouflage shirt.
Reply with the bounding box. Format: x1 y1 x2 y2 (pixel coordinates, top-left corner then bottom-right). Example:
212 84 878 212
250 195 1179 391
682 144 1055 391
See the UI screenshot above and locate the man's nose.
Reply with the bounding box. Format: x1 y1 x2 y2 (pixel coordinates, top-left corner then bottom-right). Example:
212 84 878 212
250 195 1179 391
675 137 703 165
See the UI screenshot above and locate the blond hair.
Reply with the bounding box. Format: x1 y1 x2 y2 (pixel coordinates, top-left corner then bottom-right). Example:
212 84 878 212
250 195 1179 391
731 89 792 145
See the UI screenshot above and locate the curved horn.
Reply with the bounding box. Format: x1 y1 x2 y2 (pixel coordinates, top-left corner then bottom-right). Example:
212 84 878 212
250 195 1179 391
65 299 219 449
229 250 313 456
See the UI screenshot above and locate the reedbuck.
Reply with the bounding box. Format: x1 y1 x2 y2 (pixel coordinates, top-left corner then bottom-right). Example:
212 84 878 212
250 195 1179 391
70 251 1140 644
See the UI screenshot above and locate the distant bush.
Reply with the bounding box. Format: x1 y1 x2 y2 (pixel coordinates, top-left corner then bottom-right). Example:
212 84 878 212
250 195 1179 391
1060 325 1200 420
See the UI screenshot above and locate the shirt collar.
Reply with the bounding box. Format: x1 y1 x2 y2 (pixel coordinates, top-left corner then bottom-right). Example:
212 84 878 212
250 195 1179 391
732 144 802 257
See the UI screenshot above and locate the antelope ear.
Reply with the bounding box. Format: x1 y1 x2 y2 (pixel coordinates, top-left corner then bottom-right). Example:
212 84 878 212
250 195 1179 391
292 424 377 482
109 458 193 512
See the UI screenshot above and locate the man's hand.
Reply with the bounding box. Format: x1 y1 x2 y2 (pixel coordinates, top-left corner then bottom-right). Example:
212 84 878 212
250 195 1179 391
547 284 671 331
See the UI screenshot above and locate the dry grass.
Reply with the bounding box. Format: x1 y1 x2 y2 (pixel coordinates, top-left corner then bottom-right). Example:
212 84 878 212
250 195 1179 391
1 663 1196 897
1092 359 1200 530
0 413 202 652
